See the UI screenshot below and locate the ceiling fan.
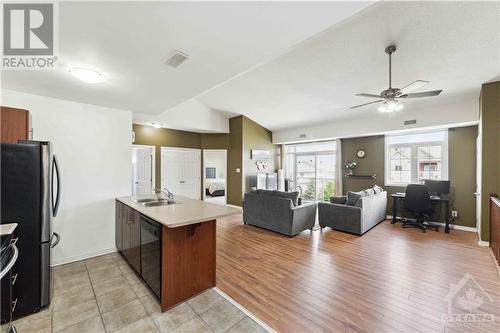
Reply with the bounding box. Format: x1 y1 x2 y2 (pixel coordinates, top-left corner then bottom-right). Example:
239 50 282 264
351 45 443 112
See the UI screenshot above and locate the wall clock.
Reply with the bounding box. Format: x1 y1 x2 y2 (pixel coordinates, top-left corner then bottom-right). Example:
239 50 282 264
356 149 366 158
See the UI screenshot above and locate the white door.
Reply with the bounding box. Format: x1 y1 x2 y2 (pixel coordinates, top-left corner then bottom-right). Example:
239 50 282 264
182 150 202 199
476 136 482 235
161 148 201 200
132 146 154 196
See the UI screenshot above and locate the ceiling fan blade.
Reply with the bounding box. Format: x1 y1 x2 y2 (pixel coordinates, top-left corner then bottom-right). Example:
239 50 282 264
355 93 381 98
350 100 384 109
400 90 443 98
399 80 429 95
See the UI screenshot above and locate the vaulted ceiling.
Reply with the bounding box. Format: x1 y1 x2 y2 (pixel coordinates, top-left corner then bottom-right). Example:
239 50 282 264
2 1 498 133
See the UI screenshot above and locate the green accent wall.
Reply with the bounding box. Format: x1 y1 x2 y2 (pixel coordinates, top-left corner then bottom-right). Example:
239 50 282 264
227 117 243 206
341 126 478 228
242 116 278 194
133 124 201 189
133 118 280 207
479 81 500 241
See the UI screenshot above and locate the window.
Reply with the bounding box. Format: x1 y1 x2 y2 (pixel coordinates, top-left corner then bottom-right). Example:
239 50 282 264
284 141 336 202
385 131 448 186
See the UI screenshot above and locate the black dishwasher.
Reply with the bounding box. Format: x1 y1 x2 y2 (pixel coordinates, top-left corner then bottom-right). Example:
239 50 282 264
140 215 161 299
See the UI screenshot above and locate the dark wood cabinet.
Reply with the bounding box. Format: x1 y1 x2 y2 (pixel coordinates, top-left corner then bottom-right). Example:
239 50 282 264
115 201 123 252
116 201 141 274
1 106 29 143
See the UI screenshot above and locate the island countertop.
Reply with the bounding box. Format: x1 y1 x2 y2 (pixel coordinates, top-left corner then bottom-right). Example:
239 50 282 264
116 196 241 228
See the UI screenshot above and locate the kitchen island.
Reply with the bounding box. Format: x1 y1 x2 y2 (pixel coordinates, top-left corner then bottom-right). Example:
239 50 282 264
115 196 240 311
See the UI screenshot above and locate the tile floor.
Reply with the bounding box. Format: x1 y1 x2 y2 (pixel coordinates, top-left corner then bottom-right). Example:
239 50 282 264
13 253 268 333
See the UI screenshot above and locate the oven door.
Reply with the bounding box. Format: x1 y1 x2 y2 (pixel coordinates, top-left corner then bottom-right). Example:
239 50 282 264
140 215 161 299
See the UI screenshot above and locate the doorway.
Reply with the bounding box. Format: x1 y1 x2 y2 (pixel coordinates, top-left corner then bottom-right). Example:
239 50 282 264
203 149 227 205
132 145 155 196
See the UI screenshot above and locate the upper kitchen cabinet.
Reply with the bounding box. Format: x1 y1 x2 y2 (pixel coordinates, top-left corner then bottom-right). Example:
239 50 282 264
1 106 30 143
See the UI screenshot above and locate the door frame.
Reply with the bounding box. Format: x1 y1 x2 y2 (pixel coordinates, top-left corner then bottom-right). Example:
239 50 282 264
476 135 482 238
160 147 201 199
131 144 155 195
202 149 227 204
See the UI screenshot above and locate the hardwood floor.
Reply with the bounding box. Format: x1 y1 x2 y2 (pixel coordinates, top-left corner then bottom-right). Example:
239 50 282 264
216 214 500 333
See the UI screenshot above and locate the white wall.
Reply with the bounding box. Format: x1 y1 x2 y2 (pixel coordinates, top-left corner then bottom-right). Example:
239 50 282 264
273 95 479 144
134 99 230 134
1 89 132 266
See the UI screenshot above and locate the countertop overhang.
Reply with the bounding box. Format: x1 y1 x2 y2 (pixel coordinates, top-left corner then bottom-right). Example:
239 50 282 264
0 223 18 236
116 196 241 228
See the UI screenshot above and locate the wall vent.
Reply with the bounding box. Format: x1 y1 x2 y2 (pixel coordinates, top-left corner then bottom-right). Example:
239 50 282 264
404 119 417 125
164 50 189 68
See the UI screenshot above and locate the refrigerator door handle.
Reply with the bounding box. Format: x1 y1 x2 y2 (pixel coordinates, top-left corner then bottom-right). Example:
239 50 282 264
50 232 60 248
52 155 61 217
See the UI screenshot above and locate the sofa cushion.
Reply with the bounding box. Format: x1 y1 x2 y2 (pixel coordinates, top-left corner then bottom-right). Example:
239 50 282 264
256 190 300 206
346 191 365 206
330 196 347 205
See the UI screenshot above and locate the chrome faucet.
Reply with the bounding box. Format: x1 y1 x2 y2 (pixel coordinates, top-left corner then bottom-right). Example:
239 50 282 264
153 188 175 203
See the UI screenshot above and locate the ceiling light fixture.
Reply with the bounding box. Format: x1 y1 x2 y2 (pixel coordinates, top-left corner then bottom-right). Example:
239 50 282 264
378 100 403 113
151 122 164 128
69 67 106 83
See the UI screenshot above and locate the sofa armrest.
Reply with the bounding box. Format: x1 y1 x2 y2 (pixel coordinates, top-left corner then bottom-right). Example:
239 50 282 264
290 202 317 235
318 202 362 234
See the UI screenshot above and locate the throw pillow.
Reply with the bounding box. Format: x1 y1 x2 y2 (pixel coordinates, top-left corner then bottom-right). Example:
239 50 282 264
373 185 383 194
363 188 375 196
330 196 347 205
346 191 364 206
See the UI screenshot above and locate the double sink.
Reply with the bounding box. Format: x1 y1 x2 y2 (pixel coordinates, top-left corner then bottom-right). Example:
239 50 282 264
132 197 175 207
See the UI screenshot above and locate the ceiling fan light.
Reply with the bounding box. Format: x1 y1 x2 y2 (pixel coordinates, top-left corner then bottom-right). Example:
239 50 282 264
378 101 403 113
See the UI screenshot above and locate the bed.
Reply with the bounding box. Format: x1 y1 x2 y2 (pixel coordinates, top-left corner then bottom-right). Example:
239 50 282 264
205 180 225 197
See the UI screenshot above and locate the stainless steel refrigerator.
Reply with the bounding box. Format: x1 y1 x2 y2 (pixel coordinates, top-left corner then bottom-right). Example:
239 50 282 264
1 141 60 320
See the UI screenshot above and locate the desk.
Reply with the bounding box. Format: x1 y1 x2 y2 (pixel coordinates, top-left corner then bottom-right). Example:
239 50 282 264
391 193 451 233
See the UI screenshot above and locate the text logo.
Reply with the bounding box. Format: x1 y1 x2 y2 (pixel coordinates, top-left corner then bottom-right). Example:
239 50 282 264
2 3 57 69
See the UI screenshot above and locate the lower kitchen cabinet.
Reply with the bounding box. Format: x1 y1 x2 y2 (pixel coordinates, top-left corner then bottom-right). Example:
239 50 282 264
116 200 141 274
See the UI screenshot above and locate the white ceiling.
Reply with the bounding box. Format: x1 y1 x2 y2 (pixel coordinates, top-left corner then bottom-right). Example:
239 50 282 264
3 1 498 133
198 1 500 131
1 1 373 117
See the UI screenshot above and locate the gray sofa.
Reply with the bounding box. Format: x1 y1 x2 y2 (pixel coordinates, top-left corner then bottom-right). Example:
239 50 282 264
318 187 387 235
243 190 317 237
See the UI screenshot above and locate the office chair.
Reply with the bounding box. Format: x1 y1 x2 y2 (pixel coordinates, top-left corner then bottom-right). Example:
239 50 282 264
402 184 440 232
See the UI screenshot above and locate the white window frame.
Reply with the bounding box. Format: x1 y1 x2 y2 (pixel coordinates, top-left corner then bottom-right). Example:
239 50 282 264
384 131 449 187
284 140 337 201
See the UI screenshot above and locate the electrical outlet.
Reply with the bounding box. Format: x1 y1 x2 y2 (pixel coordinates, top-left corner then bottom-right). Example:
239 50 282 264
236 168 240 173
451 210 458 217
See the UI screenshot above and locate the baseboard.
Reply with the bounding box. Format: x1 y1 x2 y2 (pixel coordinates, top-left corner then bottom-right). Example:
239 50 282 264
214 287 276 333
226 204 242 210
478 240 490 247
51 247 118 267
386 215 477 232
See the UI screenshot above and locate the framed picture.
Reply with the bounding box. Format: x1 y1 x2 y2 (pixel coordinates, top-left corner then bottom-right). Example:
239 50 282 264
205 167 216 179
251 149 270 160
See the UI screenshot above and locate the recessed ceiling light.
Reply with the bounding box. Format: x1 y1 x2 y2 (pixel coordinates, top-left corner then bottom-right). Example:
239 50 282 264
151 122 164 128
69 67 106 83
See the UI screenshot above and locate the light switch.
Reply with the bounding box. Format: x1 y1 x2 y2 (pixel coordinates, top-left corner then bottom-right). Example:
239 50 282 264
236 168 240 173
